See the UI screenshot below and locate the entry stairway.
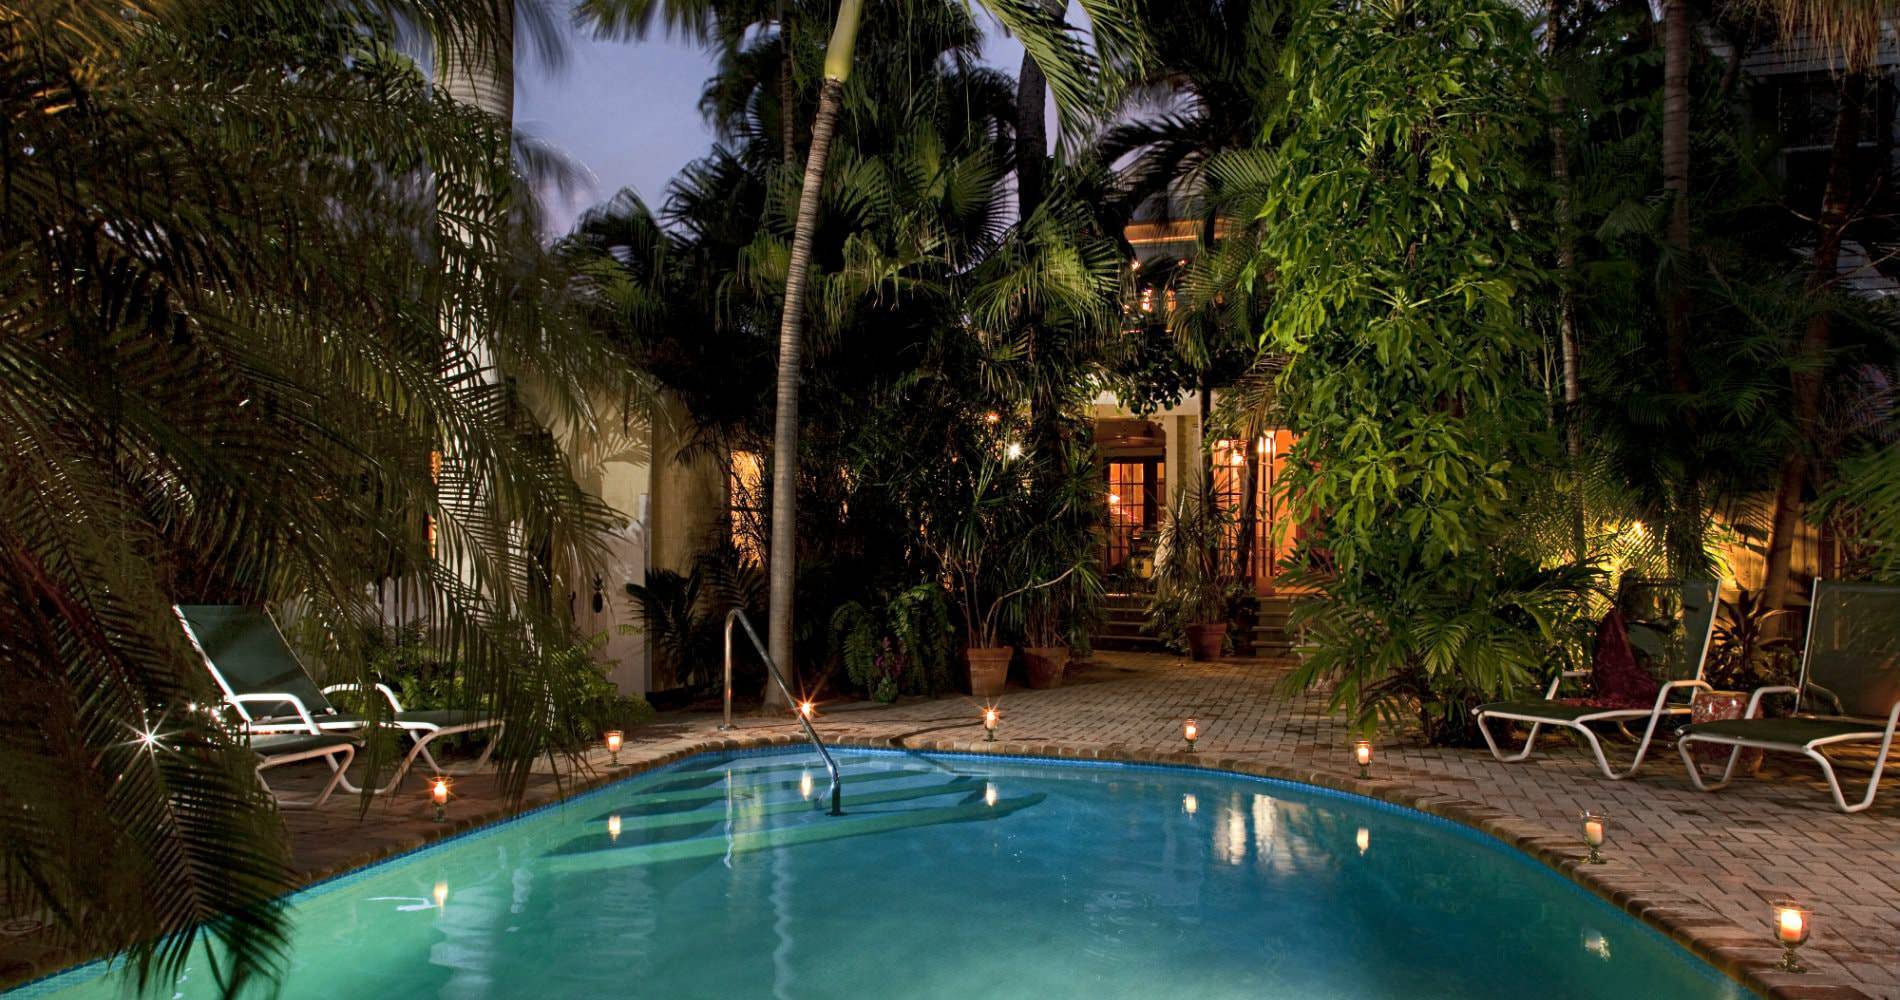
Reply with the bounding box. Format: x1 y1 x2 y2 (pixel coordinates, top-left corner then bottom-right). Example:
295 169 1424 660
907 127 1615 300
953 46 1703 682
540 757 1042 873
1092 592 1305 657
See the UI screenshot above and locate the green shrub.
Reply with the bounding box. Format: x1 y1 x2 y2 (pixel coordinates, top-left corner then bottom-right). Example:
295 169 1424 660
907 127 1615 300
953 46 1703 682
830 584 955 701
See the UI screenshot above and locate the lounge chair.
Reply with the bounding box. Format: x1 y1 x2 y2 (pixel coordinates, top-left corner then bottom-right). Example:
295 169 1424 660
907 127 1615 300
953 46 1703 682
1678 580 1900 813
1474 580 1718 779
177 604 504 795
250 730 359 808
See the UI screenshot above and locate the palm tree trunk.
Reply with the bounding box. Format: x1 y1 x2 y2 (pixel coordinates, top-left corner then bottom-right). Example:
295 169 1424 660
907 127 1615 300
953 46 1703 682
1660 0 1704 570
1013 3 1057 221
765 0 862 702
778 5 796 164
1763 72 1865 610
1548 0 1585 564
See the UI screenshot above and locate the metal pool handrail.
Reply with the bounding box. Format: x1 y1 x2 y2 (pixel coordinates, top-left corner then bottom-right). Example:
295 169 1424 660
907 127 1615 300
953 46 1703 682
723 608 843 816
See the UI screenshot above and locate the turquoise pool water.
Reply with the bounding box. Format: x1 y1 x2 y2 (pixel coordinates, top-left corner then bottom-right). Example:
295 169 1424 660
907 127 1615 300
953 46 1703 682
19 748 1750 999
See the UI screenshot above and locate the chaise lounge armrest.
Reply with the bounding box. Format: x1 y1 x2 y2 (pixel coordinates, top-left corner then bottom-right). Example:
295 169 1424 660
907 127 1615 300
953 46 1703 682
321 681 406 715
227 692 323 734
1742 685 1802 720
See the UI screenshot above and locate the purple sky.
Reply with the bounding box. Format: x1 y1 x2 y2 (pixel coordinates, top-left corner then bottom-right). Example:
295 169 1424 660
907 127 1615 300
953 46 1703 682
516 16 1032 236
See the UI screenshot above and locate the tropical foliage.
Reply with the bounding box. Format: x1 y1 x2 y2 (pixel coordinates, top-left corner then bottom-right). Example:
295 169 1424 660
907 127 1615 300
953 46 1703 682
3 0 626 988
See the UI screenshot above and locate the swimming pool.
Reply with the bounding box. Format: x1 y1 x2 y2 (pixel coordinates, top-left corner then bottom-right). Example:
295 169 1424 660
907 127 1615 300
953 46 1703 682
17 747 1751 999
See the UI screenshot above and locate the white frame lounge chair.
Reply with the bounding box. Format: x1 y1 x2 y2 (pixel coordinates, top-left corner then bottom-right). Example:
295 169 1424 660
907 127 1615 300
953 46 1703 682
1678 579 1900 813
249 729 358 809
1473 579 1718 779
177 604 504 795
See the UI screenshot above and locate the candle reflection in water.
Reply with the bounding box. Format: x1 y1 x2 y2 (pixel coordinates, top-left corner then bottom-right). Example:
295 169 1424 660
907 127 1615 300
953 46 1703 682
984 782 998 807
799 771 814 801
1181 793 1198 817
1355 827 1370 856
1581 929 1611 961
433 881 448 909
607 814 622 843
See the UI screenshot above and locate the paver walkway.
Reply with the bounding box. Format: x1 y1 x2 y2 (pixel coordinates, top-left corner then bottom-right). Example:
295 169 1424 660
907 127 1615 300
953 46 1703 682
5 652 1895 999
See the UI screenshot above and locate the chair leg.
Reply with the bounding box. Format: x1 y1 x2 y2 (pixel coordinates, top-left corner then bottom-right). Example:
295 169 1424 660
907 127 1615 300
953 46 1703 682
263 745 354 808
1806 739 1893 814
1478 715 1543 763
1678 737 1747 792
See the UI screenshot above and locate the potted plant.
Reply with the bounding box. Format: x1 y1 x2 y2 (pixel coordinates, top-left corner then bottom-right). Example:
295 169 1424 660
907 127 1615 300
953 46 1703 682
1691 586 1799 774
927 454 1079 697
1020 582 1074 689
1152 471 1233 661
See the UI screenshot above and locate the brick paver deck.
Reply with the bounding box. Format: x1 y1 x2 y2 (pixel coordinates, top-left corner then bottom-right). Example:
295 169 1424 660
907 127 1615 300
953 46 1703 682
6 652 1895 998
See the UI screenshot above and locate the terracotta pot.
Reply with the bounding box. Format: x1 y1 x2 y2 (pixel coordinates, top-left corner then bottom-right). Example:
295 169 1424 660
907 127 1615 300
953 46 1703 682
1691 690 1764 774
965 646 1013 698
1024 646 1069 689
1185 622 1228 661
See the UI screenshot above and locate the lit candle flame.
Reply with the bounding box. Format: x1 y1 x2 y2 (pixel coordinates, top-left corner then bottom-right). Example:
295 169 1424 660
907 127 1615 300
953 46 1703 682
797 700 815 720
1353 740 1372 767
983 707 998 730
605 730 623 753
1777 906 1807 943
1184 719 1198 743
431 777 450 806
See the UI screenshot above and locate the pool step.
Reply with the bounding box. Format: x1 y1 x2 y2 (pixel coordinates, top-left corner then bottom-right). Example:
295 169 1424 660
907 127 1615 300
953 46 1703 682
654 756 920 785
543 790 1046 873
608 767 936 809
583 777 982 829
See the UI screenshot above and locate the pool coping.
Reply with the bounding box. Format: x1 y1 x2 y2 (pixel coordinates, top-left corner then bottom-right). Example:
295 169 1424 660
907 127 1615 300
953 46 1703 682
6 729 1859 1000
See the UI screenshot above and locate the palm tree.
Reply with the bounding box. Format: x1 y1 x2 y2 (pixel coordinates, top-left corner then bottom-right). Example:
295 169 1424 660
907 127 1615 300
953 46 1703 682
1757 1 1896 608
4 1 618 989
585 0 1120 687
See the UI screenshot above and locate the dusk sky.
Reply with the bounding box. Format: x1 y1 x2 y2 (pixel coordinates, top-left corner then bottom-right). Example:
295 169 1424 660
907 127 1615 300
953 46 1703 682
515 15 1033 236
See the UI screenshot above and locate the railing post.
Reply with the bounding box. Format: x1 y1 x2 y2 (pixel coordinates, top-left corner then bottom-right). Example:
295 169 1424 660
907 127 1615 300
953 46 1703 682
724 608 843 815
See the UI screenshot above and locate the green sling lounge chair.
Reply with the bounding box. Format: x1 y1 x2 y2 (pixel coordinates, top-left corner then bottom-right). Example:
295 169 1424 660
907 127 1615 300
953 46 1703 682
1678 579 1900 813
249 730 359 809
176 604 504 795
1473 580 1718 779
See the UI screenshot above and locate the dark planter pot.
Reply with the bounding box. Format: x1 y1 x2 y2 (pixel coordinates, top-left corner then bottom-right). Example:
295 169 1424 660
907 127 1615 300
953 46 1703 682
965 646 1013 698
1024 646 1070 689
1185 622 1228 661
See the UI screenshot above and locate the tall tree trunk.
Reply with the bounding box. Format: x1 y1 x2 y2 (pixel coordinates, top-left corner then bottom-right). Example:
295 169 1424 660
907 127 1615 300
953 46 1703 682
766 0 862 703
1660 0 1703 569
778 6 796 164
1015 0 1063 494
1549 0 1585 564
1763 72 1865 610
1012 0 1063 221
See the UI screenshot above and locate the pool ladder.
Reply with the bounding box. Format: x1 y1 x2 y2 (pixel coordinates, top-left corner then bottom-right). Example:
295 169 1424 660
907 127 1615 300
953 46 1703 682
722 608 843 816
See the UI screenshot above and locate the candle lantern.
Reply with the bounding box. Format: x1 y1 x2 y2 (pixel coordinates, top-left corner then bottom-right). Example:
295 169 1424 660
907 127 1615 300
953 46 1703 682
1579 809 1608 864
1353 739 1372 779
430 776 450 823
1183 719 1199 752
1771 901 1811 973
797 699 816 721
982 707 1000 741
604 730 624 766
